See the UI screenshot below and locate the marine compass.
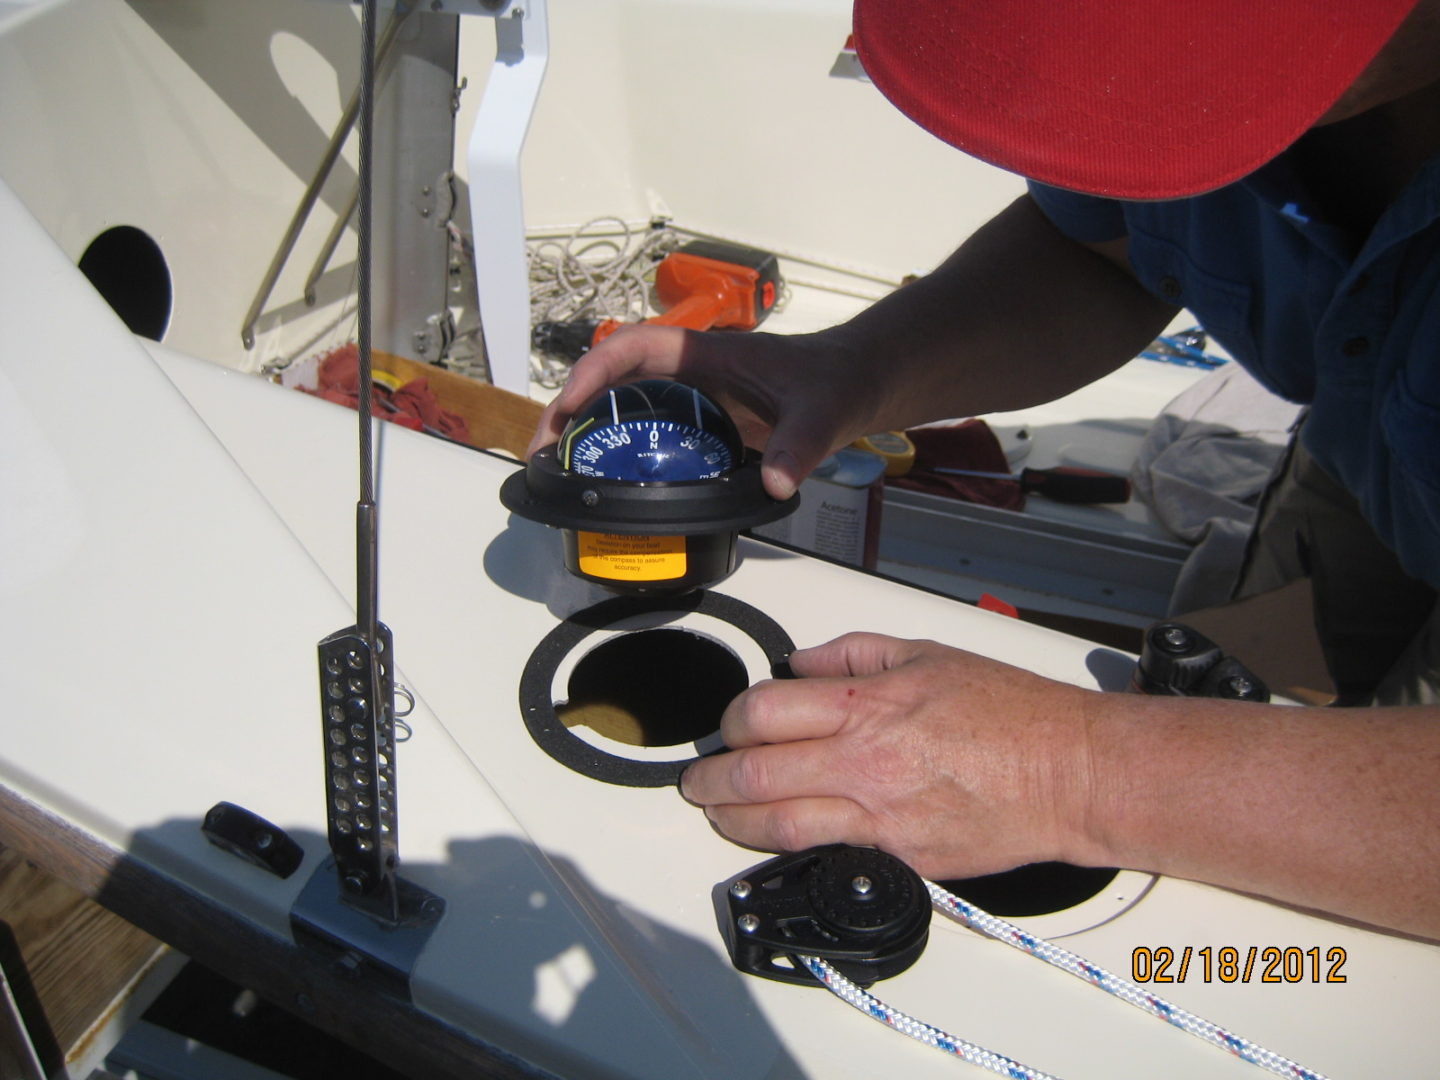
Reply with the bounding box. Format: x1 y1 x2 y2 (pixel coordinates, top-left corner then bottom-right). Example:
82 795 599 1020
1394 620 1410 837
500 379 798 592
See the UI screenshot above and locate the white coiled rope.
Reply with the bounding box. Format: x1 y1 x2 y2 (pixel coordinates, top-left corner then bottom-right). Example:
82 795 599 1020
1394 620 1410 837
798 879 1328 1080
526 217 679 387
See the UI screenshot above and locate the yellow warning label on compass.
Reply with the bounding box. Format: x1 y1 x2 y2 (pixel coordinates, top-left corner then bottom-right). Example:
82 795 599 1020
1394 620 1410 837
577 532 687 581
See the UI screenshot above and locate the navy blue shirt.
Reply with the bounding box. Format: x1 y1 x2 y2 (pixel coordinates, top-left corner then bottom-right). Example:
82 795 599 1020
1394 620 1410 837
1029 154 1440 590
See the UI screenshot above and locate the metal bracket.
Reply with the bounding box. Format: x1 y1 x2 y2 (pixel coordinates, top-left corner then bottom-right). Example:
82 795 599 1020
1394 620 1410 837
290 856 446 1002
414 309 457 360
467 0 549 393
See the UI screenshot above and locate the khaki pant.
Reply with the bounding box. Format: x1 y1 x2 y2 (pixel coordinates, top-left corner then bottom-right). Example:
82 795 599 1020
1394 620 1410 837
1233 435 1440 705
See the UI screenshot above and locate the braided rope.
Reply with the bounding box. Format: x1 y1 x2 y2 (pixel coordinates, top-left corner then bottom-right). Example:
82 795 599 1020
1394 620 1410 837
798 955 1059 1080
927 882 1326 1080
797 880 1329 1080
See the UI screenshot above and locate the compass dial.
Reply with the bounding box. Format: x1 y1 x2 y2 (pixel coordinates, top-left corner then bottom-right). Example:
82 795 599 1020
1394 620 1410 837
560 381 743 482
566 420 734 481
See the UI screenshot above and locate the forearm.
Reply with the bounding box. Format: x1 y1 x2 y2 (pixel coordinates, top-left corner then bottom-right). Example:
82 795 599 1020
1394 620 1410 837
530 194 1180 499
1076 692 1440 939
822 193 1179 430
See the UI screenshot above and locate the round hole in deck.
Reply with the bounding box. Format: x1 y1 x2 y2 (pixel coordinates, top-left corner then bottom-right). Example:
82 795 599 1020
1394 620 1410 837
78 225 172 341
556 628 747 747
520 592 794 787
937 862 1119 918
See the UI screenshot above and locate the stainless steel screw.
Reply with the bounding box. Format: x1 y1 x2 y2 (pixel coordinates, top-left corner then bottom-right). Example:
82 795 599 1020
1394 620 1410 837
737 914 760 934
730 879 752 900
851 875 873 896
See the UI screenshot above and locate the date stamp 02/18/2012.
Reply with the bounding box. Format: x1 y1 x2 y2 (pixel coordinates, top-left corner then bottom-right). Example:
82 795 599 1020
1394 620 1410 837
1130 945 1348 985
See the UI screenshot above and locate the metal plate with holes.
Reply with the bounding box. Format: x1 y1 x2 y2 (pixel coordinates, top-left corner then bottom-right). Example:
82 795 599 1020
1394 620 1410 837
290 857 445 1003
318 625 399 898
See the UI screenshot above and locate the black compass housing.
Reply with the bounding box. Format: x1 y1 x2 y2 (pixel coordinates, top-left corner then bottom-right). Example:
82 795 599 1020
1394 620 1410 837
499 380 798 593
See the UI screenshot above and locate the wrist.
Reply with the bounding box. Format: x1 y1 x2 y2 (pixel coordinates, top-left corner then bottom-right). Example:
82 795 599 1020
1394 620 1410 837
808 316 943 436
1054 687 1179 871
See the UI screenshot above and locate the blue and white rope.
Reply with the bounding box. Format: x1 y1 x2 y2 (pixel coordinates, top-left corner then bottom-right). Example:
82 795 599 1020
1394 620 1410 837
798 879 1329 1080
927 881 1325 1079
798 954 1059 1080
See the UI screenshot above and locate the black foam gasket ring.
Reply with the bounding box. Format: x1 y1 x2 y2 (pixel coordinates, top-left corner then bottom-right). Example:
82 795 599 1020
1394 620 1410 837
518 591 794 787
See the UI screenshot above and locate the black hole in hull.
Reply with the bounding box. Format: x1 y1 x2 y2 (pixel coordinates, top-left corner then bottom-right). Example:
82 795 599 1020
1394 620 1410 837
78 225 172 341
558 628 748 747
936 862 1119 918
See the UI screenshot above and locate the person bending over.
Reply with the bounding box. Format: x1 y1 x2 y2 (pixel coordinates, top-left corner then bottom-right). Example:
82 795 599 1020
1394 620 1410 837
528 0 1440 940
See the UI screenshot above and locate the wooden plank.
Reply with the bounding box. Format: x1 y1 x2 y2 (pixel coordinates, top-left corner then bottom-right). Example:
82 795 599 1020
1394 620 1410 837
0 844 164 1074
0 787 555 1080
375 354 544 460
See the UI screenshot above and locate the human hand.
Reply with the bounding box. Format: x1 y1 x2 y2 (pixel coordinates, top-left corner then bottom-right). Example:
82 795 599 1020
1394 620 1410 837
526 325 882 501
680 631 1104 880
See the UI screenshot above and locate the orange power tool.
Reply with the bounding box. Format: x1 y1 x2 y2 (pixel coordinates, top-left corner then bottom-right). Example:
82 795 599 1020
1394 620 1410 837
532 239 783 361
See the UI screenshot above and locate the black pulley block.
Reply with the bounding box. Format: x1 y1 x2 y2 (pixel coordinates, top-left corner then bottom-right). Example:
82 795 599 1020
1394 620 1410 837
719 844 931 987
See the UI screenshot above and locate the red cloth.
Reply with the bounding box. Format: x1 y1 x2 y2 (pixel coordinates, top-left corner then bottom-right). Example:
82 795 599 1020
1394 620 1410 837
887 418 1025 511
301 344 470 443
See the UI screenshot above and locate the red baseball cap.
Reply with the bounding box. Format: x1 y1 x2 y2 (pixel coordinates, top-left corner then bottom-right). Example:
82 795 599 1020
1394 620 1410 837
852 0 1419 199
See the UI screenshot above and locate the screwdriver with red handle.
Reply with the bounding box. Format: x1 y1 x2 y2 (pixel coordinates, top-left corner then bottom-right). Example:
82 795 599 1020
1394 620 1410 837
933 465 1131 504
